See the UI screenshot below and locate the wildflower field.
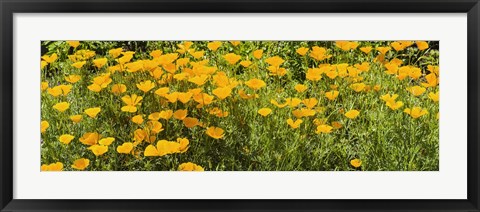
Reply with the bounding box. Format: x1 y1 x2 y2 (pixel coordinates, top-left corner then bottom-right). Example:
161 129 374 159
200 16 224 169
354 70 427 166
40 41 439 171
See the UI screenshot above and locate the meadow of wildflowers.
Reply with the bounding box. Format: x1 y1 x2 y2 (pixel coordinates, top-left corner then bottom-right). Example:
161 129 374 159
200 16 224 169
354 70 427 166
40 41 439 171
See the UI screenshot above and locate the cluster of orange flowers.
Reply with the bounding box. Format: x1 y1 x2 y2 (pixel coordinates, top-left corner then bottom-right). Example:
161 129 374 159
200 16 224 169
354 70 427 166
40 40 438 171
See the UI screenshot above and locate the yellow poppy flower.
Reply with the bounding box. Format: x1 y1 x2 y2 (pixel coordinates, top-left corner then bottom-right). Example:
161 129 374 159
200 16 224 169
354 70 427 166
212 87 232 100
253 49 263 59
98 137 115 146
144 145 160 156
287 118 303 129
117 142 134 154
427 65 439 76
88 145 108 156
117 53 134 64
88 74 112 92
258 108 272 116
190 50 204 59
41 61 48 69
406 86 426 96
108 48 123 58
350 159 362 168
121 94 142 112
207 41 222 51
87 84 102 92
134 129 148 143
41 162 63 171
404 107 429 119
148 112 161 121
416 41 429 50
350 83 366 92
156 140 179 156
108 64 122 73
429 91 439 102
206 126 225 139
360 46 372 54
309 46 331 61
239 60 252 67
172 92 190 104
306 68 323 81
71 61 86 69
245 78 266 90
176 42 192 54
67 41 80 48
136 80 155 93
41 53 58 63
335 41 355 51
316 125 333 134
144 139 189 156
408 67 422 80
79 132 100 146
421 73 438 88
173 109 188 120
154 87 170 97
58 134 75 145
178 162 204 171
286 98 301 107
188 74 209 86
41 81 49 91
84 107 101 118
111 84 127 94
303 98 318 109
147 120 164 134
71 158 90 170
294 84 307 93
177 138 190 153
267 66 287 76
265 56 285 67
325 70 338 79
296 47 309 56
354 62 370 72
183 117 199 128
93 58 108 68
53 102 70 112
397 66 412 80
223 53 241 65
390 41 407 51
150 49 163 58
48 85 71 96
293 108 316 118
159 110 173 120
325 90 339 100
376 46 391 55
70 115 82 123
386 101 404 110
131 115 144 124
384 62 399 75
381 94 399 103
65 75 81 83
41 120 49 133
230 41 241 46
345 110 360 119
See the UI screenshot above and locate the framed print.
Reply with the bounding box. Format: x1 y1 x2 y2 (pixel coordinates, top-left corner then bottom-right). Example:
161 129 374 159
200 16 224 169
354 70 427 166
1 0 479 211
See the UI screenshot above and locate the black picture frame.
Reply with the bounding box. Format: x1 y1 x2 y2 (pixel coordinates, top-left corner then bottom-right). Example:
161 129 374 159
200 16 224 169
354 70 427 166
1 0 479 211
